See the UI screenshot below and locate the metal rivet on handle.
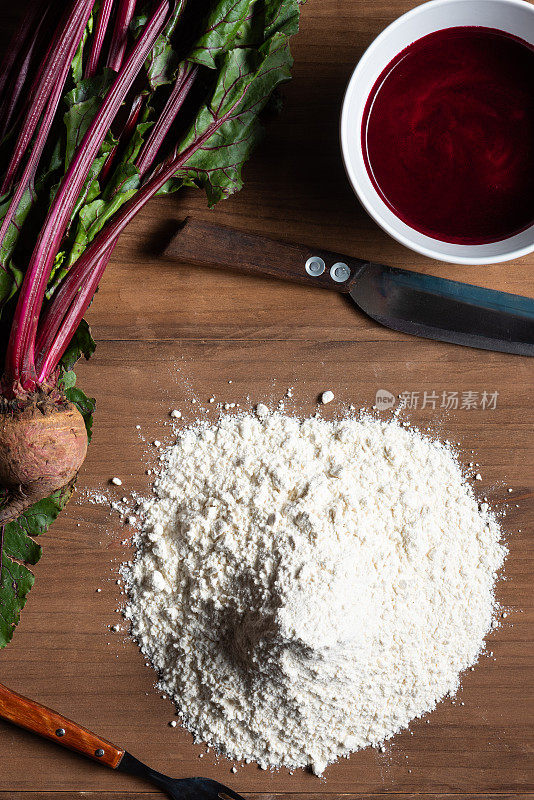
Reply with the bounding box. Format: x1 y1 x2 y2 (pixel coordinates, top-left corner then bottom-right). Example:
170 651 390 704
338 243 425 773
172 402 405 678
305 256 325 276
55 728 66 737
95 748 105 758
330 262 350 283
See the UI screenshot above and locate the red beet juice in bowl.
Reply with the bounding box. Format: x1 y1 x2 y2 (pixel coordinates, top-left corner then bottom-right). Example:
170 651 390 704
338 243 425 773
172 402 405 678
361 26 534 245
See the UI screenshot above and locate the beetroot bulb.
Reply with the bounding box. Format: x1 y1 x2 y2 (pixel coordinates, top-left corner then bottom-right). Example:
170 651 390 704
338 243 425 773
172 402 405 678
0 389 87 523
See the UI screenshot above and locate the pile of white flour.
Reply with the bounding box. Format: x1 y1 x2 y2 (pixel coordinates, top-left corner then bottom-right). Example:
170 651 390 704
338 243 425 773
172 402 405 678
123 411 506 774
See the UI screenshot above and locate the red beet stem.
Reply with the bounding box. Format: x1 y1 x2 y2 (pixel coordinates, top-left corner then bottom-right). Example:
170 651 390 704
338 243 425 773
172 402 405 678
107 0 137 71
36 246 115 382
101 2 191 185
1 36 40 140
36 37 196 381
0 1 95 260
0 3 65 148
136 61 198 176
0 6 36 105
0 8 50 142
4 0 170 390
85 0 116 79
0 0 51 135
99 93 145 186
0 0 95 195
35 107 234 381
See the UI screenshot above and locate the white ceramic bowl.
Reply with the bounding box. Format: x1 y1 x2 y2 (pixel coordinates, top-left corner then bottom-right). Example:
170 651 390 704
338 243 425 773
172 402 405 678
340 0 534 265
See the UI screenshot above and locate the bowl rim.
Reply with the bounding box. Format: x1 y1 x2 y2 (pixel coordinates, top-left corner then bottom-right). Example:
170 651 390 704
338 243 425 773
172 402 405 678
340 0 534 265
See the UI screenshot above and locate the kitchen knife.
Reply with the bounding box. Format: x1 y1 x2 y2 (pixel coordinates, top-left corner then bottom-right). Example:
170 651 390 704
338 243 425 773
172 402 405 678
163 218 534 357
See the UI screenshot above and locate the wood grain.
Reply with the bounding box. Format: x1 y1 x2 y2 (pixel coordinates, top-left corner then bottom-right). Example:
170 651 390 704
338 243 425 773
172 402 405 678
0 0 532 798
2 796 532 800
1 796 533 800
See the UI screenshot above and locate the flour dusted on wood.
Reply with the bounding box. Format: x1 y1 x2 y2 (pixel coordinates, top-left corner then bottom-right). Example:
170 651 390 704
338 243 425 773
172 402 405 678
123 412 506 774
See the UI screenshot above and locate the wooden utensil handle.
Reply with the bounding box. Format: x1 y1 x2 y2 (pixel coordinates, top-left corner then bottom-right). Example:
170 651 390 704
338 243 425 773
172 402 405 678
0 683 124 768
164 217 369 293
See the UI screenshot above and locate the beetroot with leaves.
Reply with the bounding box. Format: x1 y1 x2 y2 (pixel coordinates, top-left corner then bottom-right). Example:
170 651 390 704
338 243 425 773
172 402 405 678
0 0 302 646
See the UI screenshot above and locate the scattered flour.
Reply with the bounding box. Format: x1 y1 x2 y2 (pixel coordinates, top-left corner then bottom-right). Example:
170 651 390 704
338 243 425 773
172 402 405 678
123 411 506 775
320 390 334 404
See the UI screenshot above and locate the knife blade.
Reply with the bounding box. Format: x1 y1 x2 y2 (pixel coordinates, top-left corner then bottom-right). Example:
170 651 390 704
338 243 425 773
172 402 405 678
163 218 534 357
350 263 534 356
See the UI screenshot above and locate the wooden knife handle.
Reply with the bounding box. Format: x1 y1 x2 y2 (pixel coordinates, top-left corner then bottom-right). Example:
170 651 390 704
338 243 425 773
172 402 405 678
0 683 124 769
164 217 369 293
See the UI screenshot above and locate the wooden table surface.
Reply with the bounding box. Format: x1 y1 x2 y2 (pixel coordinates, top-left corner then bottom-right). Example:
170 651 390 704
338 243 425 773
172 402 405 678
1 1 533 798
